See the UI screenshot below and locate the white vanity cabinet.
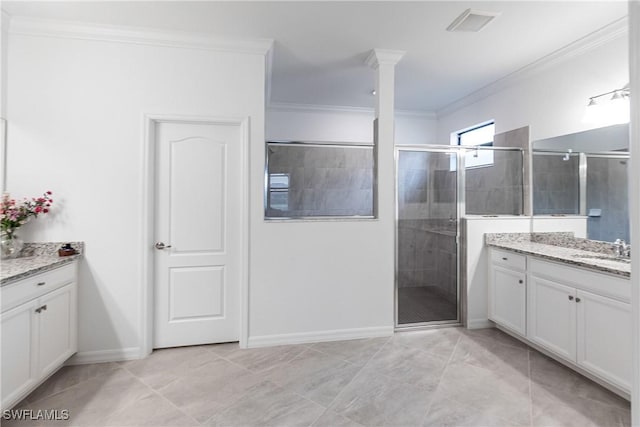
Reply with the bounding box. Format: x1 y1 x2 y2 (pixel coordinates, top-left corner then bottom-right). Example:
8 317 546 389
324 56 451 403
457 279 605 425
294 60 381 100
528 257 631 392
488 249 527 336
488 250 631 394
1 262 78 410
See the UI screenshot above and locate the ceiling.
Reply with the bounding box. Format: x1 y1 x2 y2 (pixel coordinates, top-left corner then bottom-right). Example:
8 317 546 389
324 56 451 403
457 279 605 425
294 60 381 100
2 1 629 113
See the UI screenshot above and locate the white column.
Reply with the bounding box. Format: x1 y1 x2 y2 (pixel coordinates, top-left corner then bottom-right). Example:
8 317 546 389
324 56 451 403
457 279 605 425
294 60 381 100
365 48 404 216
629 1 640 425
365 48 404 325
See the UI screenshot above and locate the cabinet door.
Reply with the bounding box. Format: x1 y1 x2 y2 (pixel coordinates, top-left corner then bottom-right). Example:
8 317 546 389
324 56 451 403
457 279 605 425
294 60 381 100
577 290 631 392
37 283 77 377
1 300 38 409
528 275 576 361
489 265 526 336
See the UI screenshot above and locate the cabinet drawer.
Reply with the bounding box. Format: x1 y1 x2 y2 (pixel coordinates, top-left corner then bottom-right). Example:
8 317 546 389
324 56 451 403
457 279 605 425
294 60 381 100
490 248 526 271
1 264 77 313
529 257 630 303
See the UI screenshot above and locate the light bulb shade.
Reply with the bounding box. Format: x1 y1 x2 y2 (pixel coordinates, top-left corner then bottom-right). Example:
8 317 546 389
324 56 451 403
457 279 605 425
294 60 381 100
583 91 630 125
611 91 624 101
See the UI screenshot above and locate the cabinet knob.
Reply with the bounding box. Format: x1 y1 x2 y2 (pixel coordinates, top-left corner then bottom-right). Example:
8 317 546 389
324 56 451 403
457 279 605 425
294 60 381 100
575 298 581 303
502 257 508 261
518 280 523 284
568 295 574 300
37 282 46 286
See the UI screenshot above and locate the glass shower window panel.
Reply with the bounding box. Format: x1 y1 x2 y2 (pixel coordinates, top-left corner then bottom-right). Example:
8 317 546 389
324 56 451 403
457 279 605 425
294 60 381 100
265 144 375 218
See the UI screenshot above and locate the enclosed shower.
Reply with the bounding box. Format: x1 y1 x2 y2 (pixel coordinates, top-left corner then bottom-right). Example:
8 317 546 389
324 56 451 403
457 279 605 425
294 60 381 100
395 145 524 327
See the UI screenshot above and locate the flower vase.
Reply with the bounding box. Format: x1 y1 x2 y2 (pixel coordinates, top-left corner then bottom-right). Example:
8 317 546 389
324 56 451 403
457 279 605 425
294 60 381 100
1 232 24 259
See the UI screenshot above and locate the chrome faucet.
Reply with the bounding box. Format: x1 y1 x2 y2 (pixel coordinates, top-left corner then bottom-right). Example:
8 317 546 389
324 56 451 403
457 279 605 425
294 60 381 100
613 239 630 258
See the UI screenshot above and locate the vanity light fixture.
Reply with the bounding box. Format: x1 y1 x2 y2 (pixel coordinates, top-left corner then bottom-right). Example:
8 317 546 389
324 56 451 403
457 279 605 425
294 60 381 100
583 84 630 125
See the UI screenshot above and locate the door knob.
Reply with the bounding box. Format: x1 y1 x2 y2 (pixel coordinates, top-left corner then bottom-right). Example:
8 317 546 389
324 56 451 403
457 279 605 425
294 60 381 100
155 242 172 250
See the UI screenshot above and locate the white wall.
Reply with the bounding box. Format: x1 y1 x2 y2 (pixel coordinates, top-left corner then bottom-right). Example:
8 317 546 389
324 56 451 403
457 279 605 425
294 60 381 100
6 18 401 357
267 105 437 145
437 35 629 144
0 11 8 118
6 21 267 358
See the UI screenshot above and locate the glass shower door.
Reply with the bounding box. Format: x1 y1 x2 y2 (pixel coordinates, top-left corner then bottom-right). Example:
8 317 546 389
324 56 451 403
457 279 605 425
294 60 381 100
396 148 459 327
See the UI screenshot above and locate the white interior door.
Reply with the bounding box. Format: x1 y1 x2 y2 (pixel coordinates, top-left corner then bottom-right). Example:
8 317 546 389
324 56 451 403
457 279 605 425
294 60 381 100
154 121 242 348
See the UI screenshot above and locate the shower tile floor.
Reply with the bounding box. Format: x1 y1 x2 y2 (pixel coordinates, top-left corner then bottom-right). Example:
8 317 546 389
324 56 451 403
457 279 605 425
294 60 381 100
397 286 457 324
5 328 630 427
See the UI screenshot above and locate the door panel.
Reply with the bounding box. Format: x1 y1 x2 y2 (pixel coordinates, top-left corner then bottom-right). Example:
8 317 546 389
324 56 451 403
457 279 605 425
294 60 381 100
396 149 459 326
170 138 226 253
169 266 225 320
38 284 75 377
577 290 631 391
154 121 242 348
1 300 38 409
489 266 526 336
528 275 576 361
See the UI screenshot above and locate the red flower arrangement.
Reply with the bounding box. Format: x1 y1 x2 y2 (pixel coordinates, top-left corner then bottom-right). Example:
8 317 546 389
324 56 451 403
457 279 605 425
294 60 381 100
0 191 53 237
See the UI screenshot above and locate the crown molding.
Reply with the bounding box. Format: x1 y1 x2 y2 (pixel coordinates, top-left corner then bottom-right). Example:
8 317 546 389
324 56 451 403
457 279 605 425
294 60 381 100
8 16 274 56
365 48 406 69
437 16 629 119
267 101 436 119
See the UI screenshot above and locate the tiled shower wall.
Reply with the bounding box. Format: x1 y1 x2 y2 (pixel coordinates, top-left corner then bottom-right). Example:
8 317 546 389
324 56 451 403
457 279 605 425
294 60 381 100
532 154 581 215
587 157 629 242
266 145 374 217
465 150 524 215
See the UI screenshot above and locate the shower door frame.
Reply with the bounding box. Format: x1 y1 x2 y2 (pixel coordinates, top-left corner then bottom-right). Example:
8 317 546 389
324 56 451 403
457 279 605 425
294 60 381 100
394 145 465 330
394 145 526 330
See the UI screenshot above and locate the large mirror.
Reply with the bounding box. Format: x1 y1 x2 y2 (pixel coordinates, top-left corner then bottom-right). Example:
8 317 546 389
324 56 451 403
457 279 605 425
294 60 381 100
531 123 629 242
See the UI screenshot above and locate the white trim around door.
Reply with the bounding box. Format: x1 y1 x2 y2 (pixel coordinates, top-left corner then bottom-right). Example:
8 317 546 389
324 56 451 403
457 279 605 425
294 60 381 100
139 114 250 358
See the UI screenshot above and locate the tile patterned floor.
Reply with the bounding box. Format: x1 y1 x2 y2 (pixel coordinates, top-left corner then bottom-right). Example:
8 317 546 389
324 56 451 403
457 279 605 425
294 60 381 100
4 327 630 427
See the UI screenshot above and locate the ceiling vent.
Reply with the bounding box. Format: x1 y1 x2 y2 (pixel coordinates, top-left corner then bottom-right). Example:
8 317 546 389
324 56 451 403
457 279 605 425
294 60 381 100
446 9 500 32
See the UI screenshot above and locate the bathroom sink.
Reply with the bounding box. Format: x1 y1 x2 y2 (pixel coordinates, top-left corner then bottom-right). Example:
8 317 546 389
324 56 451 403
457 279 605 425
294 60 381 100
572 254 631 263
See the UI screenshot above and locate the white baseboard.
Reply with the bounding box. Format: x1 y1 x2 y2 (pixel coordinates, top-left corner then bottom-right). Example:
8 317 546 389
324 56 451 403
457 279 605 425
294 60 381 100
466 319 494 329
247 326 394 348
66 347 142 365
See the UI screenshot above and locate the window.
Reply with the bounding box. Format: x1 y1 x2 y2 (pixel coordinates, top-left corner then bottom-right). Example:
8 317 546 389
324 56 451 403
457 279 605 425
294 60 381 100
454 121 495 169
265 143 375 219
268 173 290 211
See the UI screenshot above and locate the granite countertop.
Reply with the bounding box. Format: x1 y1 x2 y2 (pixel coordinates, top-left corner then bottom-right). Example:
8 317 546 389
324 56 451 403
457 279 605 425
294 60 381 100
485 233 630 278
1 242 84 287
